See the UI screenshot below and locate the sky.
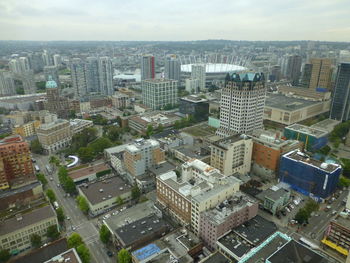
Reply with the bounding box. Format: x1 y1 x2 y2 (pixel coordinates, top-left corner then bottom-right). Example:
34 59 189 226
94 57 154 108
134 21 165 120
0 0 349 41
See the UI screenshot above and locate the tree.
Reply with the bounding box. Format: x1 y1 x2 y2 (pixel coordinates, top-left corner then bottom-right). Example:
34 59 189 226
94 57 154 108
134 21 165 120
88 137 112 155
156 124 164 133
76 244 91 263
49 156 60 167
69 110 76 119
64 177 76 194
131 185 141 200
46 225 60 240
56 207 65 223
339 176 350 187
99 224 111 244
104 125 121 142
146 125 154 137
76 195 89 214
30 234 42 248
30 139 44 154
77 147 94 163
37 173 48 186
116 196 124 206
295 208 309 224
118 248 131 263
46 189 56 203
68 232 84 248
0 249 10 263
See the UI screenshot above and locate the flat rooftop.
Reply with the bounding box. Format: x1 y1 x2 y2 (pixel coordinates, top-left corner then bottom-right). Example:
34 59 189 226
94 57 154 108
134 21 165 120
0 181 41 199
181 95 208 103
211 134 249 150
311 119 341 133
256 187 290 202
44 248 81 263
200 252 233 263
283 150 341 173
68 162 110 180
115 214 169 247
331 215 350 229
218 232 252 258
265 93 321 112
79 176 131 205
0 205 56 236
250 129 300 147
148 161 176 176
286 123 328 138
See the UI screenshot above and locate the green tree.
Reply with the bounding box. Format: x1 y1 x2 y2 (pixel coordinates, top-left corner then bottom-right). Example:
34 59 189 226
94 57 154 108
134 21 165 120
118 248 131 263
295 208 309 224
30 139 44 154
156 124 164 133
77 147 94 163
46 189 56 203
104 125 121 142
99 224 111 244
30 234 42 248
339 176 350 187
68 232 84 248
76 195 89 214
0 249 10 263
36 81 46 91
116 196 124 206
49 156 60 167
36 173 48 186
131 185 141 200
56 207 65 223
146 125 154 137
76 244 91 263
88 137 112 155
46 225 60 240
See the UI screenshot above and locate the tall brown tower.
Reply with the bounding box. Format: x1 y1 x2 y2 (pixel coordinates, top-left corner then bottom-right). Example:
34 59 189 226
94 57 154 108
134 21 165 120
309 58 333 90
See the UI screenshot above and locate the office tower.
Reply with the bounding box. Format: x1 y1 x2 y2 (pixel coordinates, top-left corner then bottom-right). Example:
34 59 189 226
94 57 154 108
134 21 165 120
8 59 21 74
18 57 31 72
285 55 302 85
330 63 350 121
217 72 266 137
185 78 200 94
53 54 62 67
42 50 53 66
21 70 36 94
270 65 281 82
141 55 155 80
124 138 165 178
164 56 181 82
43 65 59 85
28 52 44 73
70 58 88 97
85 57 100 93
0 135 36 189
45 77 69 119
301 63 313 87
191 64 206 91
0 70 16 96
179 95 209 121
309 58 333 90
98 56 114 95
142 79 178 110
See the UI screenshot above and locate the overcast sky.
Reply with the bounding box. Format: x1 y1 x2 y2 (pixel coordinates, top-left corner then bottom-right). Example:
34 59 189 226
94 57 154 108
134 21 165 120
0 0 349 41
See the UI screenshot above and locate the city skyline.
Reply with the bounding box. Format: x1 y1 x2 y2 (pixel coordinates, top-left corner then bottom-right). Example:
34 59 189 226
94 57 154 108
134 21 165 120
0 0 349 42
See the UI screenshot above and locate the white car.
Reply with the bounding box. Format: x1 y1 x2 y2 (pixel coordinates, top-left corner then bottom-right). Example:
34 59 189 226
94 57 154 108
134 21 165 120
50 177 53 181
66 216 71 220
285 207 291 213
103 214 111 220
289 204 295 210
71 226 76 231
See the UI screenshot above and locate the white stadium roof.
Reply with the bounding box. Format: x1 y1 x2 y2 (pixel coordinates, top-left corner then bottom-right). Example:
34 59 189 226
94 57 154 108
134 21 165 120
181 63 247 73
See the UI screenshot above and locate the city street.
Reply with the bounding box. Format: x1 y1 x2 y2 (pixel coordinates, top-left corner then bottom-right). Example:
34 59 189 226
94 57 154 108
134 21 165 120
35 154 114 263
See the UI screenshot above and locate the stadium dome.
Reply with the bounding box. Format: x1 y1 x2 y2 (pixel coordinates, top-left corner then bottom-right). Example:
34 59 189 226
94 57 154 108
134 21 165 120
181 63 247 74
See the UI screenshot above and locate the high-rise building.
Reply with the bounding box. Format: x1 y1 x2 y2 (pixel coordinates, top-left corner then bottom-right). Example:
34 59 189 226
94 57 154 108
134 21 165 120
124 138 165 178
28 52 44 73
179 95 209 121
142 79 178 110
285 55 302 85
70 58 88 97
217 72 266 137
98 56 114 95
45 77 69 119
309 58 333 90
43 65 59 85
18 57 31 73
330 63 350 121
53 54 62 67
42 50 53 66
301 63 313 87
270 65 281 82
0 135 36 189
85 57 100 93
21 70 36 94
191 64 206 91
164 56 181 82
141 55 155 81
8 59 22 74
0 70 16 96
185 78 200 94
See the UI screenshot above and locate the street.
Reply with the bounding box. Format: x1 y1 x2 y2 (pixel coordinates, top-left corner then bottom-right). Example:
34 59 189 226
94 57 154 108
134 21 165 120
35 154 114 263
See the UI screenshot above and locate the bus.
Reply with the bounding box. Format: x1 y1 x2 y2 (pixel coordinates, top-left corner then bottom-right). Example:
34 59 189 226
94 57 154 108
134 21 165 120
34 165 40 172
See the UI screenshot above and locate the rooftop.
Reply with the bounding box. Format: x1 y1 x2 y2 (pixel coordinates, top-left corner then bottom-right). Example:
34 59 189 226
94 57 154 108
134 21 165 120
250 129 300 148
79 176 131 205
0 205 56 236
148 161 176 176
68 162 110 180
104 144 127 156
125 138 160 153
0 181 41 199
265 93 322 112
181 63 246 73
180 95 208 103
38 119 69 130
200 252 233 263
115 214 169 247
201 192 257 226
310 119 340 133
211 134 250 150
283 150 341 173
286 123 329 138
256 187 290 202
44 248 82 263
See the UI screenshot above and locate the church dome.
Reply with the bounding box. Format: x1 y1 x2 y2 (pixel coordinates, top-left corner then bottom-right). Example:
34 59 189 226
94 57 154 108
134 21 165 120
45 76 58 89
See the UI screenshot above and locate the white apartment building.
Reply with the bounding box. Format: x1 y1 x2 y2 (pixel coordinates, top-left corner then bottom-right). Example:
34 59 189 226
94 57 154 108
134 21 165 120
210 134 253 176
0 70 15 96
185 78 200 94
0 206 58 254
98 56 114 96
191 65 206 91
70 58 88 97
69 119 93 134
142 79 178 110
217 72 266 137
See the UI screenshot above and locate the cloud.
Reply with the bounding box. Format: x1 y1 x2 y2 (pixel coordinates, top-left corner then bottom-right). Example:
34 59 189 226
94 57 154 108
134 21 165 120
0 0 349 41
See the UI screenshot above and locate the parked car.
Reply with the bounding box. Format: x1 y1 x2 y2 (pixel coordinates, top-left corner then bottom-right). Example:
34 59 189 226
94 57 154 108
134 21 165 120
285 207 291 213
107 251 113 257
